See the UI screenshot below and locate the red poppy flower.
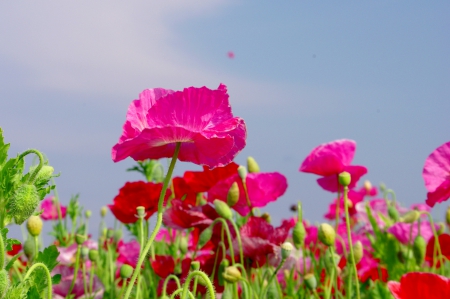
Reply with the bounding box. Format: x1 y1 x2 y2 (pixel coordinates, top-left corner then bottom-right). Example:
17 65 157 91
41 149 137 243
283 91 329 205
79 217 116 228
423 141 450 207
162 199 216 230
208 172 288 216
183 162 239 193
388 272 450 299
425 233 450 267
109 181 171 224
172 177 199 206
237 216 294 267
299 139 367 192
112 84 247 169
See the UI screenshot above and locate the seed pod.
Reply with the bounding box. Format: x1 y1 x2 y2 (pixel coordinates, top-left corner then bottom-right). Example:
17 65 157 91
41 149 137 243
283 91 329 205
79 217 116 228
413 235 426 266
338 172 351 187
88 249 99 262
281 242 293 260
292 221 306 249
223 266 241 283
75 234 86 245
26 216 43 237
318 223 336 247
136 206 146 218
247 156 260 173
120 264 134 279
80 247 89 260
304 273 317 290
10 184 39 225
227 182 239 207
214 200 232 221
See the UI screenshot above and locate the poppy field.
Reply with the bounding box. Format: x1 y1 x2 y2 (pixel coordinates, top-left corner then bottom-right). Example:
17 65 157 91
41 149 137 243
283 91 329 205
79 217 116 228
0 84 449 299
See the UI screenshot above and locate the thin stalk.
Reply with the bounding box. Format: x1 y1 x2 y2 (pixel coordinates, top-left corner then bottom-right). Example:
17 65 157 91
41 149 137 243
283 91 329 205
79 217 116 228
211 218 236 265
67 245 81 297
181 270 215 299
118 279 128 299
162 274 181 297
260 257 287 298
230 220 244 265
123 142 181 299
24 262 52 299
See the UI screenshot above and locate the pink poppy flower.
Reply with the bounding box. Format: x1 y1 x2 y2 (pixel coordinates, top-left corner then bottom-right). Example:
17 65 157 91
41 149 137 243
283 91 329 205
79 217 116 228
52 265 104 299
387 221 439 245
40 196 66 220
117 240 140 268
324 190 365 220
112 84 247 169
208 172 288 216
423 141 450 207
299 139 367 192
57 240 98 266
388 272 450 299
355 199 407 232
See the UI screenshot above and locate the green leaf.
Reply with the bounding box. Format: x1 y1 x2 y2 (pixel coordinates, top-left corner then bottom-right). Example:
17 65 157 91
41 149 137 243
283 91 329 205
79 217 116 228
25 285 40 299
51 274 61 285
5 252 22 271
35 245 60 272
0 127 9 167
1 228 21 251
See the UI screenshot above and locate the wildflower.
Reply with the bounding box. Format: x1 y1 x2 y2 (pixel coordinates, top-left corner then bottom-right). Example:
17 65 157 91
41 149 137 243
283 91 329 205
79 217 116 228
299 139 367 192
387 221 439 245
112 84 247 169
40 196 67 220
52 265 104 299
109 181 171 224
388 272 450 299
423 141 450 207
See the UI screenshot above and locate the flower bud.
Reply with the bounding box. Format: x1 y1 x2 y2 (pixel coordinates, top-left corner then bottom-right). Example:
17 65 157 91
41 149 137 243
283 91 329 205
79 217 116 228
318 223 336 247
26 215 43 237
261 212 271 223
120 264 134 279
437 222 445 235
247 156 260 173
100 206 107 218
85 210 92 219
292 221 306 249
413 235 426 266
304 273 317 290
32 165 54 185
24 238 35 261
10 184 40 225
106 229 114 239
136 206 146 218
364 180 372 193
89 249 99 262
237 166 247 181
227 182 239 207
0 269 10 298
388 205 400 222
400 210 420 223
80 247 89 260
218 259 229 286
198 227 213 249
75 234 86 245
338 172 351 187
349 241 363 264
281 242 293 260
179 237 188 255
223 266 241 283
190 261 200 271
446 206 450 226
214 200 232 221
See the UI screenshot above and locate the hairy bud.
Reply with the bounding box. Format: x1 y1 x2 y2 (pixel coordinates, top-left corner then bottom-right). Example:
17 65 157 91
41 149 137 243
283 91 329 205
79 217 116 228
10 184 39 225
223 266 241 283
292 221 306 249
26 216 43 237
32 165 54 185
0 269 10 298
318 223 336 247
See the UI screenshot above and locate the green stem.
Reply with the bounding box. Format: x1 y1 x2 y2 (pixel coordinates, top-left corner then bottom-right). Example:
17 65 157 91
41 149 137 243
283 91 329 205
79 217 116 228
82 262 88 296
89 262 95 295
67 245 81 297
240 278 254 299
123 142 181 299
33 236 39 262
118 279 127 299
162 274 181 296
23 262 52 299
423 212 444 274
0 232 4 269
343 186 360 299
241 179 253 216
170 289 196 299
230 220 244 265
260 257 287 298
335 176 341 231
211 218 236 265
17 149 44 184
181 270 215 299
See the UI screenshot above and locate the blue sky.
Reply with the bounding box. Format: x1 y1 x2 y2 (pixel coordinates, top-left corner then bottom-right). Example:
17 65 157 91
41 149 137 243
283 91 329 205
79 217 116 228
1 2 449 239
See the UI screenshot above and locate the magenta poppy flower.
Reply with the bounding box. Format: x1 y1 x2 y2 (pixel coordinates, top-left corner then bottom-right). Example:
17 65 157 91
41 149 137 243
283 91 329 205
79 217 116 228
299 139 367 192
208 172 288 216
324 190 365 220
388 272 450 299
40 196 67 221
423 141 450 207
112 84 247 169
117 240 140 268
387 221 439 245
52 265 104 299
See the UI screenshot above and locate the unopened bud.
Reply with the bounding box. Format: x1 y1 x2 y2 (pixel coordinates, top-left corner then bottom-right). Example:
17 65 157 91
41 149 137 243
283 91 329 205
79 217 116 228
413 235 426 266
281 242 293 259
75 234 86 245
247 156 260 173
364 180 372 193
214 200 232 221
388 205 400 222
89 249 99 262
237 166 247 181
338 172 351 187
85 210 92 219
227 182 239 207
304 273 317 290
10 184 40 225
31 165 54 185
100 206 107 218
223 266 241 283
400 210 420 223
23 238 35 260
218 259 229 286
120 264 134 279
318 223 336 247
292 221 306 249
81 247 89 260
198 227 213 249
136 206 146 218
179 237 188 255
350 241 363 264
190 261 200 271
26 215 43 237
